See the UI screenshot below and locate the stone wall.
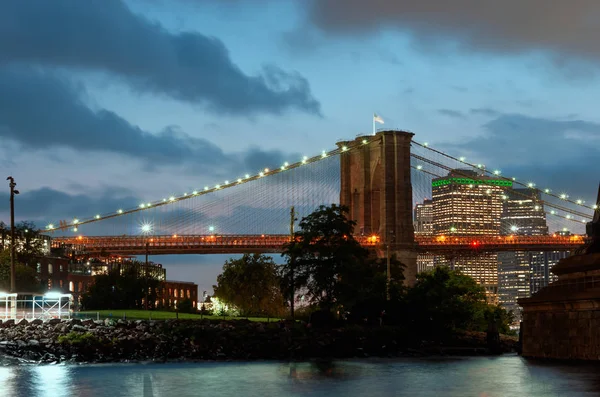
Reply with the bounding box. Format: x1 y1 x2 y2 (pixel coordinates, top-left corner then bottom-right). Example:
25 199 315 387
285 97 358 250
519 253 600 360
521 304 600 360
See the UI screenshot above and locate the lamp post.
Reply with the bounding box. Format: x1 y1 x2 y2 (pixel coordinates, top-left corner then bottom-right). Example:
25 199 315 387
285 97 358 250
386 230 395 301
6 177 19 294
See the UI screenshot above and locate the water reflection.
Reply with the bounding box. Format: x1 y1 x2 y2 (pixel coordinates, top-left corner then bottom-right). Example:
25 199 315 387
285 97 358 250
0 356 599 397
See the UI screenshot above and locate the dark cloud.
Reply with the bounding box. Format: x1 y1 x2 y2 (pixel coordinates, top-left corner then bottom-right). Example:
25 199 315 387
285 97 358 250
470 108 500 117
438 109 465 119
305 0 600 65
0 0 320 116
0 66 229 166
443 113 600 201
0 66 295 174
0 188 139 227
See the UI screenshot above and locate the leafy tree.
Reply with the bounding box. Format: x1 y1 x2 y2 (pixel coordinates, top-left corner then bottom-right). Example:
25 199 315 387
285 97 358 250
342 254 406 324
81 261 161 310
15 222 46 266
405 266 492 334
213 254 285 317
281 204 370 311
177 298 195 314
0 249 43 292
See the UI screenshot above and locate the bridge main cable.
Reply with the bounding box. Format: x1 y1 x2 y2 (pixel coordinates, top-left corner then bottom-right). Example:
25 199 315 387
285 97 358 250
43 136 376 233
412 141 597 213
410 152 593 225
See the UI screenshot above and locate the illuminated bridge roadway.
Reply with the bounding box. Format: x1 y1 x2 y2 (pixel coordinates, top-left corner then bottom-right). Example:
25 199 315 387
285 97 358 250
52 234 586 256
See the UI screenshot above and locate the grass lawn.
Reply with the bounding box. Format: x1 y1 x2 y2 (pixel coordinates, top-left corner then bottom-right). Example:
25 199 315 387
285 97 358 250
76 310 278 322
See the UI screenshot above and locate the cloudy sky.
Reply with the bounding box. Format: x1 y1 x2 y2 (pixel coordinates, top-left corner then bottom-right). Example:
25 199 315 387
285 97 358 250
1 0 599 293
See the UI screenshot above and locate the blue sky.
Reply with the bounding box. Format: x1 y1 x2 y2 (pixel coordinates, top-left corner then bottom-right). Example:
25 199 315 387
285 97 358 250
1 0 599 293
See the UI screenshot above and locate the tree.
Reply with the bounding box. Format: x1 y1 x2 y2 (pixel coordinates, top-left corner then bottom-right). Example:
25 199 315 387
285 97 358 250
0 249 43 292
281 204 370 311
213 254 285 317
14 222 46 266
81 261 161 310
405 266 492 334
177 298 195 314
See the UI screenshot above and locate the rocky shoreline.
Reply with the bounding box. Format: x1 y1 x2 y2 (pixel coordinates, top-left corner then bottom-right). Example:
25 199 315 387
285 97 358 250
0 318 518 364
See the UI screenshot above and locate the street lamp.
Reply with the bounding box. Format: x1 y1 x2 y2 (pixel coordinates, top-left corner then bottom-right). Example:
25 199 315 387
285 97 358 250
6 177 19 293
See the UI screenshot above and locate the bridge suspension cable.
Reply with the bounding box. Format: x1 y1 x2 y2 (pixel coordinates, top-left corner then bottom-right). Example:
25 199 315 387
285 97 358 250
412 140 597 212
42 136 375 234
410 162 589 231
410 152 592 222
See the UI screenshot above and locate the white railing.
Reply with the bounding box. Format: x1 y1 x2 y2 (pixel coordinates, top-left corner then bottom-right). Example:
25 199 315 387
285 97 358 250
0 292 73 320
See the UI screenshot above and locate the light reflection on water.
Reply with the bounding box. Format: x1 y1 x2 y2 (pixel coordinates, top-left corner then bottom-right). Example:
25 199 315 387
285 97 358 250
1 355 600 397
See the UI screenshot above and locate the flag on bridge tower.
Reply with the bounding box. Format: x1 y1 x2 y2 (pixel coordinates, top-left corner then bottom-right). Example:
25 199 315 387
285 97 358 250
373 113 384 134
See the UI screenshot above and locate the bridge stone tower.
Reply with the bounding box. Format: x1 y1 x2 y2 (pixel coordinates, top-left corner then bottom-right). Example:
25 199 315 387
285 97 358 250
337 130 418 285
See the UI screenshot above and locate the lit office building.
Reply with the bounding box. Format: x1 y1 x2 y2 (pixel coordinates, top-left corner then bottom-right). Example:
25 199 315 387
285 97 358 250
498 189 548 320
414 199 433 236
497 251 531 320
530 251 570 294
431 169 511 304
436 254 500 304
432 169 509 236
500 189 548 236
416 253 436 273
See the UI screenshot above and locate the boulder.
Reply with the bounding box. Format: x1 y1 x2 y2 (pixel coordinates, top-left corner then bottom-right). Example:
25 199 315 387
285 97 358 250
72 325 87 332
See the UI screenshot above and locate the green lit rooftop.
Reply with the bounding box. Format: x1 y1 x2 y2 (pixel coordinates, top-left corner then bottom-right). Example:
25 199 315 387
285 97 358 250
432 177 513 188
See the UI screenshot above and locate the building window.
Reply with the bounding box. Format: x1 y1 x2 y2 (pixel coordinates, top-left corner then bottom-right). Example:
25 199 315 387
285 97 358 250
48 264 53 275
69 281 74 292
36 263 41 273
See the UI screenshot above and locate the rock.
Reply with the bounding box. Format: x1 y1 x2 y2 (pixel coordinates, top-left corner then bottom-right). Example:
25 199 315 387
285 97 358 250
45 319 62 325
72 325 87 332
28 339 40 346
17 319 29 326
2 319 15 327
31 319 43 325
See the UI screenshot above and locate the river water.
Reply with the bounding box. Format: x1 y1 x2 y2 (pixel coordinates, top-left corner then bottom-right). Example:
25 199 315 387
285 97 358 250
1 355 599 396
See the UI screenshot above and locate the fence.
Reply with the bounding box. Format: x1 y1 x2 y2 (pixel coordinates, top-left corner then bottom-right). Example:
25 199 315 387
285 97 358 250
0 292 73 320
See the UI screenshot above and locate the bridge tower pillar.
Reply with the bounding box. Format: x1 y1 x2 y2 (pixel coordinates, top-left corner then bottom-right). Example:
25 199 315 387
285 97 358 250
337 130 418 285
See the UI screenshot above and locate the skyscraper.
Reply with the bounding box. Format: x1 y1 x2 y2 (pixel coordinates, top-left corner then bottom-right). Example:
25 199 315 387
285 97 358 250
432 169 509 236
497 188 567 322
414 199 433 236
500 189 548 236
529 251 569 294
431 169 511 303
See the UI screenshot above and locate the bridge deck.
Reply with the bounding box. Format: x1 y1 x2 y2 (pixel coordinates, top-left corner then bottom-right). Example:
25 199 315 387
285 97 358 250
51 234 585 255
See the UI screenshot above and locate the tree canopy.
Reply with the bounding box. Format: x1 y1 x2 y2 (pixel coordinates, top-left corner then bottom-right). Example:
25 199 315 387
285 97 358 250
0 249 42 292
81 262 161 310
213 253 286 317
406 266 503 333
281 204 387 311
0 221 47 266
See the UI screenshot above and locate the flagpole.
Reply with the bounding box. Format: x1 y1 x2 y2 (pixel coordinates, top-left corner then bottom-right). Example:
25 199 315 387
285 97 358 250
373 113 375 135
